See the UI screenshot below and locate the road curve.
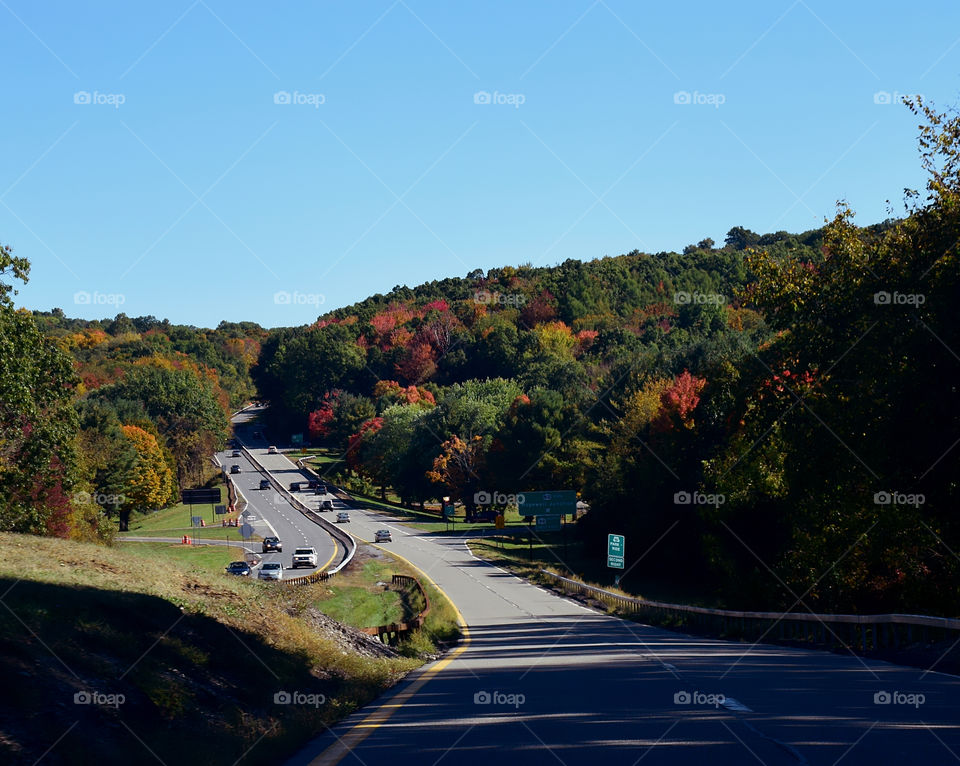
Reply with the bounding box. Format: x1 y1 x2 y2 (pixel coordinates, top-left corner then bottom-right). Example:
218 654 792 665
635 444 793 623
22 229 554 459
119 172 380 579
285 501 960 766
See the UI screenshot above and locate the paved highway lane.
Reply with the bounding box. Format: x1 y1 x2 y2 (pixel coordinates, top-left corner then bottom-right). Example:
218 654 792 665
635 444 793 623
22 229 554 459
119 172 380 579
218 408 340 575
286 502 960 766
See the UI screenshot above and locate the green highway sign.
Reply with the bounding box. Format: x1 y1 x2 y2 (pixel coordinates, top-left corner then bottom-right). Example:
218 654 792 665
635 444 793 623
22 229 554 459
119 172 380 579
607 533 625 569
535 515 561 531
518 490 577 518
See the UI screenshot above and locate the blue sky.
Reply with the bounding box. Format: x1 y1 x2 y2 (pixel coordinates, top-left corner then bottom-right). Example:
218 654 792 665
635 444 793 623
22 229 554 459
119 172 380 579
3 1 958 328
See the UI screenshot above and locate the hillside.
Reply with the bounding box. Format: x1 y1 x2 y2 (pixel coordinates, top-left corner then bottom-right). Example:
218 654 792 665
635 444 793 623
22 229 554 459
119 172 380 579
0 534 418 765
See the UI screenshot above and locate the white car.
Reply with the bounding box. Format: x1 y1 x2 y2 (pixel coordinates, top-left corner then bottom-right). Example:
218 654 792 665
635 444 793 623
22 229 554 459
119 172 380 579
291 547 318 569
267 446 279 454
374 529 392 543
336 512 350 523
258 562 283 581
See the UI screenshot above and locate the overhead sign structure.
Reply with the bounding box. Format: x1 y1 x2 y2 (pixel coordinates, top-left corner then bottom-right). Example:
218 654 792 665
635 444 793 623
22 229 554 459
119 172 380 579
181 488 221 505
518 490 577 519
607 533 625 569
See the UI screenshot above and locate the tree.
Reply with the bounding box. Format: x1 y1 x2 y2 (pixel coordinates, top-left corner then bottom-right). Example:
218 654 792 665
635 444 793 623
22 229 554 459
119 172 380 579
427 435 487 515
724 226 760 250
118 425 176 530
0 246 79 535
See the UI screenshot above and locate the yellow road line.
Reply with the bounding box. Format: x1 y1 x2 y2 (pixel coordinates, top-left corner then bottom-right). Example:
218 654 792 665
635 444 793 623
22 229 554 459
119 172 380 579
307 542 470 766
317 539 339 572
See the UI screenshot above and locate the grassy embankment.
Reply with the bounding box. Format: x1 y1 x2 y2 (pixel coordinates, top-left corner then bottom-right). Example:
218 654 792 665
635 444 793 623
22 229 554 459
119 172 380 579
0 532 459 766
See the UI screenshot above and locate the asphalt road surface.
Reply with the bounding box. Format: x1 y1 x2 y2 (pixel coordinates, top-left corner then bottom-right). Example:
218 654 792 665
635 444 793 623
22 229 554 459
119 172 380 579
217 407 341 575
280 502 960 765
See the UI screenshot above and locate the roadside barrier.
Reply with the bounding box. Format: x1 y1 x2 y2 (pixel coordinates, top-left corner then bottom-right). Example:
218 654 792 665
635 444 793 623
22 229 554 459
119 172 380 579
540 570 960 653
237 444 357 576
357 574 431 644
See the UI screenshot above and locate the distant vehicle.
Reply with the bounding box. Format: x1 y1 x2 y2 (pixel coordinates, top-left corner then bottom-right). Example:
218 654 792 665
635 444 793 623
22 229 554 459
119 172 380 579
314 484 327 495
291 547 318 569
289 481 301 491
230 465 241 474
374 529 392 543
259 479 271 490
336 512 350 523
320 500 333 511
267 446 278 454
262 536 282 553
225 561 251 577
258 562 283 581
306 479 320 489
231 450 241 458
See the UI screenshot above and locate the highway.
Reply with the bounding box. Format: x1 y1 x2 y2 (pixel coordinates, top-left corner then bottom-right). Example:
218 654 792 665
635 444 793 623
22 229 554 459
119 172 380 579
215 407 342 575
226 407 959 764
281 502 960 765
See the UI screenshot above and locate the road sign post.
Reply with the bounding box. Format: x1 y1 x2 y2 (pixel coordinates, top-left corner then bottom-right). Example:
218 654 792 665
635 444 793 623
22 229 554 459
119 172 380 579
607 533 625 570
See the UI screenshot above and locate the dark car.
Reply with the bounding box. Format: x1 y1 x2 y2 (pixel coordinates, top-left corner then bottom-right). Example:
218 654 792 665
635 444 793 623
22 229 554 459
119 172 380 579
259 479 271 490
230 465 241 474
313 484 327 495
320 500 333 511
262 536 282 553
289 481 301 491
225 561 251 577
306 479 320 489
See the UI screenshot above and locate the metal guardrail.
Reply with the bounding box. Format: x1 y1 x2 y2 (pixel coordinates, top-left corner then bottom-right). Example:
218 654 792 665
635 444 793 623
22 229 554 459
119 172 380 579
541 571 960 653
358 574 431 644
237 445 357 576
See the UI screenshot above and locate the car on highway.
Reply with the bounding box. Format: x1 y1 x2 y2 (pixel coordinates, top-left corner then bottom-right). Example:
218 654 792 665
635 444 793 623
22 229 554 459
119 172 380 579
306 479 320 489
336 512 350 523
225 561 251 576
259 479 271 490
230 464 241 474
314 484 327 495
291 547 318 569
231 450 241 458
262 536 282 553
258 562 283 581
374 529 392 543
289 481 301 491
320 500 333 511
267 445 278 454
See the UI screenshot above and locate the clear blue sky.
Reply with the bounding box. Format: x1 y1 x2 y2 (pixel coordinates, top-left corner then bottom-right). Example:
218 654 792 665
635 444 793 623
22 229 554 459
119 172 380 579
3 1 958 328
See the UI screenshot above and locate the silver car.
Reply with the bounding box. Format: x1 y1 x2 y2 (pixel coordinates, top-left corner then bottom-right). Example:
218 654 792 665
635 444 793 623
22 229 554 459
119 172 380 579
258 562 283 581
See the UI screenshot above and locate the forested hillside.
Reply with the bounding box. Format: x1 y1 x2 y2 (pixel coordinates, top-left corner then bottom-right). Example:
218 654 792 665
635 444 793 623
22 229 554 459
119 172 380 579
255 102 958 616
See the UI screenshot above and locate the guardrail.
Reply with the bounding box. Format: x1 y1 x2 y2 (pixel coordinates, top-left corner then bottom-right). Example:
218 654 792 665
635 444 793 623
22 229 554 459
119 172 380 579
358 574 431 644
295 457 356 506
237 445 357 576
540 571 960 654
